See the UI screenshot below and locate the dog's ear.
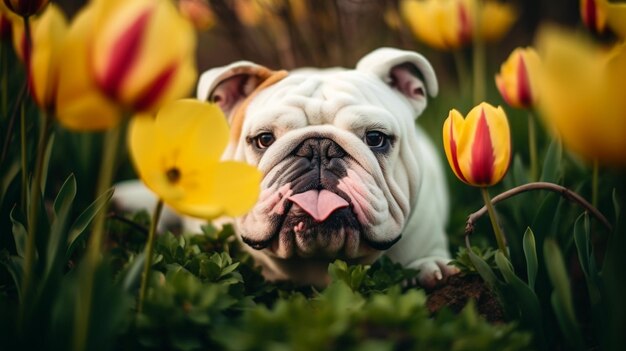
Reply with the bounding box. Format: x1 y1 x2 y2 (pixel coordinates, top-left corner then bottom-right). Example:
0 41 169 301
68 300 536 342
196 61 277 123
356 47 438 117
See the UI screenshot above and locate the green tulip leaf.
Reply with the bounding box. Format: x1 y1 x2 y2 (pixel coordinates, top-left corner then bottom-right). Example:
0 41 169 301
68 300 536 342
540 138 562 183
66 188 114 260
544 239 583 349
9 206 27 258
522 227 538 291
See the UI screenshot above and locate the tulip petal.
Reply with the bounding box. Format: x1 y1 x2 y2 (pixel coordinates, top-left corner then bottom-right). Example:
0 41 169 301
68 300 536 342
55 6 121 131
469 107 495 185
175 161 262 219
443 109 469 183
154 99 230 163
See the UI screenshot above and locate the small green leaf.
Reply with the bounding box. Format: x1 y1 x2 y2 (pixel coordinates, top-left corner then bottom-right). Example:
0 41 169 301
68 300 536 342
495 251 545 345
40 132 55 194
52 174 77 218
66 188 114 260
122 253 146 292
544 239 583 349
10 206 27 258
467 248 500 291
551 292 584 350
0 253 24 298
522 227 538 291
540 138 562 183
573 214 590 279
44 174 76 284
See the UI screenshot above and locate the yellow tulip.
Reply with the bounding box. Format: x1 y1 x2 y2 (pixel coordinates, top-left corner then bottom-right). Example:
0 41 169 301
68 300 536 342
400 0 516 51
27 4 66 111
495 47 541 109
443 102 511 186
3 0 48 17
55 0 197 131
478 0 517 43
178 0 216 31
129 99 262 219
537 28 626 166
580 0 626 37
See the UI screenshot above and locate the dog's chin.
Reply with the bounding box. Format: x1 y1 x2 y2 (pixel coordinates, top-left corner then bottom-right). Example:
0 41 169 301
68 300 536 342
240 202 401 260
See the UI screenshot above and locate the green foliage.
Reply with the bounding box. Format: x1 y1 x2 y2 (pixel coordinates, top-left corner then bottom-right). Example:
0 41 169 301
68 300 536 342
450 246 498 274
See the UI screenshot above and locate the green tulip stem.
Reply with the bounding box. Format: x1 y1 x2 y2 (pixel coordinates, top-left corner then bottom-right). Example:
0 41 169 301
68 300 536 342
138 199 164 314
528 112 538 181
1 40 7 118
20 103 27 210
472 0 486 104
480 187 509 259
73 125 121 351
592 160 599 208
20 110 52 328
453 50 470 98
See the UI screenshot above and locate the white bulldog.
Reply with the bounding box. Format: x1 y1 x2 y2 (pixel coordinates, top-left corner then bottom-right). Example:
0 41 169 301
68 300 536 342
189 47 458 287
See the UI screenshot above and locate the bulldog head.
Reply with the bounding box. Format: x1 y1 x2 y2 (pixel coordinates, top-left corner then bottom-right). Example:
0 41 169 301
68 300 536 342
197 48 439 284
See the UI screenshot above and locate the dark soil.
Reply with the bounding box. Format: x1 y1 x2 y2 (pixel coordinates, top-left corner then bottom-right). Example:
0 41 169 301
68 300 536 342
426 274 505 324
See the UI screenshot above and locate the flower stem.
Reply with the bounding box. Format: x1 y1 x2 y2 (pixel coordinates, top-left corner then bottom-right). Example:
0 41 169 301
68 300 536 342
138 199 164 314
73 125 121 351
20 111 51 327
472 0 486 104
20 103 27 210
528 112 538 181
1 41 7 118
592 160 599 208
480 187 508 258
453 50 470 98
466 182 613 235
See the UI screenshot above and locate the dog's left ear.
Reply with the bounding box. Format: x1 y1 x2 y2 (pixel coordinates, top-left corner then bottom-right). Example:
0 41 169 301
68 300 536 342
356 47 438 116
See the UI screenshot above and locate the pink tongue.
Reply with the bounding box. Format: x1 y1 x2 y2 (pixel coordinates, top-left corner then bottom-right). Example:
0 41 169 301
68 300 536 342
288 189 349 222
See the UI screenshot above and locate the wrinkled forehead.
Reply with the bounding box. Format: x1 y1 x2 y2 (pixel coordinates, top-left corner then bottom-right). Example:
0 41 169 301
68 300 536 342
244 70 414 132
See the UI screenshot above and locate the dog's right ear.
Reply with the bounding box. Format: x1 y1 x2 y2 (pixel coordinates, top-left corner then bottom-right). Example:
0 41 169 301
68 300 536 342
196 61 277 123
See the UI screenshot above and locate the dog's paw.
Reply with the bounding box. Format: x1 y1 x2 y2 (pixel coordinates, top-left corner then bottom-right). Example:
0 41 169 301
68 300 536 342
408 256 460 289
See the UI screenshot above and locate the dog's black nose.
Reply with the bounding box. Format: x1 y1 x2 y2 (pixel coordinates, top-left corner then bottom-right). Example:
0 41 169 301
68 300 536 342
294 137 346 161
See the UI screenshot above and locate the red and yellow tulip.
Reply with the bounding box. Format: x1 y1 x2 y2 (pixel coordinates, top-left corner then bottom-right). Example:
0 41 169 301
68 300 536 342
400 0 516 51
537 28 626 166
56 0 197 131
3 0 48 17
495 47 541 109
443 102 511 186
580 0 626 37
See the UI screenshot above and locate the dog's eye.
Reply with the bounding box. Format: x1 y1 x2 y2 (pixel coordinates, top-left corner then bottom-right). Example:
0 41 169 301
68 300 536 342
364 131 388 149
254 132 276 149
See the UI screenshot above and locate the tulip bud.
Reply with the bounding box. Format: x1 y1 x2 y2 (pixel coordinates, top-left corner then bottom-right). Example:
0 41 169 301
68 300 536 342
3 0 48 17
28 4 67 111
443 102 511 186
495 47 541 109
91 0 196 112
